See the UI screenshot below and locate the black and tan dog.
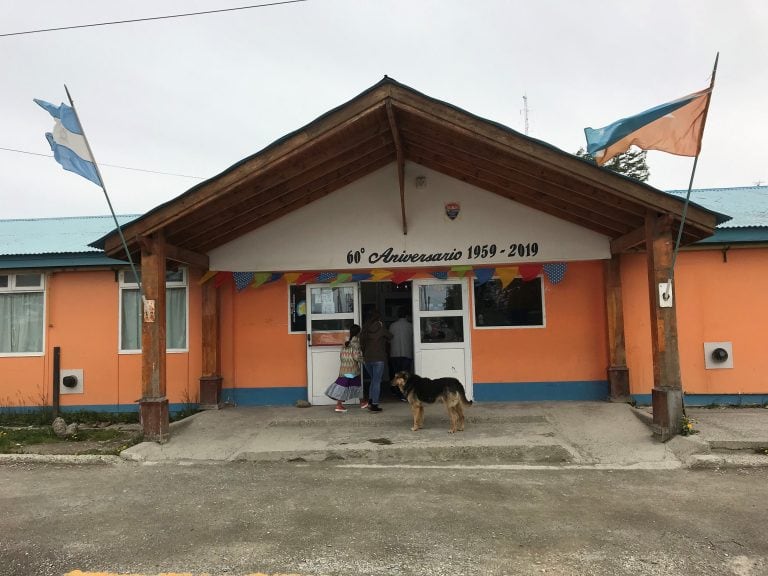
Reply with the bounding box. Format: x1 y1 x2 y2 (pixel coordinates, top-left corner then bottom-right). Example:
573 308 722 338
391 371 473 433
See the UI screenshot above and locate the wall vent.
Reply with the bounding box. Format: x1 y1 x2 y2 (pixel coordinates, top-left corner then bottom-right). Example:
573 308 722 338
703 342 733 370
60 369 84 394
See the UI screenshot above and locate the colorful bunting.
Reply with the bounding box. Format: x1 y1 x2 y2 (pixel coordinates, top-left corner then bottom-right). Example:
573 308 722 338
295 272 317 285
331 273 353 285
351 273 373 281
450 265 473 277
474 268 495 286
496 266 519 289
266 272 283 284
283 272 301 284
431 271 448 280
519 263 543 282
543 263 568 285
213 271 232 288
316 271 337 282
251 272 273 289
233 272 255 291
370 269 394 281
390 270 416 285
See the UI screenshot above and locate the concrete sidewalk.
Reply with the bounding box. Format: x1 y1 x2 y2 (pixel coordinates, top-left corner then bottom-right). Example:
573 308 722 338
121 401 698 469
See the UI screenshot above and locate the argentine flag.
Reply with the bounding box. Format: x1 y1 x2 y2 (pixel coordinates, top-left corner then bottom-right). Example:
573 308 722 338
34 99 101 186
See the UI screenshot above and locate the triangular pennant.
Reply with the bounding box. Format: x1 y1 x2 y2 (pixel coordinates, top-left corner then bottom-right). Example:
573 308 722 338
543 263 568 285
431 271 448 280
266 272 283 284
283 272 301 284
496 267 519 289
331 272 353 286
474 268 495 286
390 270 416 285
316 271 337 282
295 272 317 285
519 263 543 281
199 270 217 285
450 265 473 277
233 272 255 292
250 272 273 289
213 271 232 288
370 269 393 281
351 273 373 282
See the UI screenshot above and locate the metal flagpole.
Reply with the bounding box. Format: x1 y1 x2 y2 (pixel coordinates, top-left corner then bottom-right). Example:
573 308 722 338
669 53 719 276
63 85 145 304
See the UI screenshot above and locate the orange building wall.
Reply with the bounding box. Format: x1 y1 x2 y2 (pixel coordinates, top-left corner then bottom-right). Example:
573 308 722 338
622 247 768 396
472 260 609 384
221 280 307 391
1 268 202 410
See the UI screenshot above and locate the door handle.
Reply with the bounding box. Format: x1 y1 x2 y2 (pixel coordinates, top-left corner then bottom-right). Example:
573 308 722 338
307 334 311 347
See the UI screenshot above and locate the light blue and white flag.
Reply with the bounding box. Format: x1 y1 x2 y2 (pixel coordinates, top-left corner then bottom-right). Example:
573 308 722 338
34 99 101 186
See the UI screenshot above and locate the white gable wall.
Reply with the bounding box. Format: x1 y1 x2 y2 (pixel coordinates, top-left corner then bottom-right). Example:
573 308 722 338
208 162 610 271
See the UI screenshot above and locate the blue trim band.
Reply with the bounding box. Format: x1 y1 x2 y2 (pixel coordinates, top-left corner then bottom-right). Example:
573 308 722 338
0 403 193 415
633 394 768 406
222 387 307 406
474 381 609 402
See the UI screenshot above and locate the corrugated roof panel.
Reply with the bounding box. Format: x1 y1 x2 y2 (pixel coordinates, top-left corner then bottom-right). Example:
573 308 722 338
0 215 139 256
667 186 768 228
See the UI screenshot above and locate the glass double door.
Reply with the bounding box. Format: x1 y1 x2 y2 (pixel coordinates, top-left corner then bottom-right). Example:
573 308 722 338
305 279 472 405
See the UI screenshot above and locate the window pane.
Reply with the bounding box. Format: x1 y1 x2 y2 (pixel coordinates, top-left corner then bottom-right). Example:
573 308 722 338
15 274 42 288
123 270 141 285
311 318 354 331
474 278 543 327
418 284 463 311
121 289 141 350
166 269 184 283
0 293 44 353
420 316 464 343
166 287 187 349
289 285 307 332
0 275 8 289
310 286 354 314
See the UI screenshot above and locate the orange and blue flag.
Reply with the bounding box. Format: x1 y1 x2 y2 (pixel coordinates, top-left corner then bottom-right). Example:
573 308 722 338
584 87 711 166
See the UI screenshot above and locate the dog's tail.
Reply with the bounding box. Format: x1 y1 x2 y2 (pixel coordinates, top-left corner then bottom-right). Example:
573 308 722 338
460 388 473 406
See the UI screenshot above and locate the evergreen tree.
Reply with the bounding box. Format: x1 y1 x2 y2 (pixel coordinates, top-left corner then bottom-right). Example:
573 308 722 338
576 146 650 182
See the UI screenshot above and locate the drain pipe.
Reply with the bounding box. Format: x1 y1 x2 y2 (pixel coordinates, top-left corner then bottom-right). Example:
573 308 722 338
52 346 60 418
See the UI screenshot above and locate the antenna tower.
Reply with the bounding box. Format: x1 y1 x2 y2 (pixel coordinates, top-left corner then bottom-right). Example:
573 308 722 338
522 94 530 135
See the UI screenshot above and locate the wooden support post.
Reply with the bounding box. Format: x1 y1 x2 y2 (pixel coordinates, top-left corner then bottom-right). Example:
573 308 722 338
199 279 223 409
139 232 169 443
645 211 684 441
604 255 630 401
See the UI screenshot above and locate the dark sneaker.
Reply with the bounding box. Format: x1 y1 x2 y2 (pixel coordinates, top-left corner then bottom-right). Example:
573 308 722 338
368 404 382 412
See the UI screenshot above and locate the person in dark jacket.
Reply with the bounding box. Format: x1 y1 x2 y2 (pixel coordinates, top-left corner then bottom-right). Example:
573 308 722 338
359 309 392 412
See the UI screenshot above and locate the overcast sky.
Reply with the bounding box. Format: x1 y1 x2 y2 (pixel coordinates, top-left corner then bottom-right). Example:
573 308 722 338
2 1 766 220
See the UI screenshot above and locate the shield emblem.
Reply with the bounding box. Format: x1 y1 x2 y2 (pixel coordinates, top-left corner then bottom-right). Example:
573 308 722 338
445 202 461 220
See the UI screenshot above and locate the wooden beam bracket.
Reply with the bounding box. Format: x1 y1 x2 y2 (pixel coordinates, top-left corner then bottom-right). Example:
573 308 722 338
386 99 407 235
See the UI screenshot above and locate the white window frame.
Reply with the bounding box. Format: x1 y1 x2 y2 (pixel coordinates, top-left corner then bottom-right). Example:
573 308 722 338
118 267 189 354
471 276 547 330
0 271 46 357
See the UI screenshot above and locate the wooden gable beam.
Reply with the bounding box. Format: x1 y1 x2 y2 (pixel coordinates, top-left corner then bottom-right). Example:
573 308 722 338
138 236 209 270
610 225 646 254
387 99 407 235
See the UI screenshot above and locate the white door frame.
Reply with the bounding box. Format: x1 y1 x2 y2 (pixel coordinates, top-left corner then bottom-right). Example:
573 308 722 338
306 283 360 405
411 278 473 399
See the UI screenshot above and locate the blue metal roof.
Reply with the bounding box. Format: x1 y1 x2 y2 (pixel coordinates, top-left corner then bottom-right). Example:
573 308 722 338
0 215 139 257
666 186 768 244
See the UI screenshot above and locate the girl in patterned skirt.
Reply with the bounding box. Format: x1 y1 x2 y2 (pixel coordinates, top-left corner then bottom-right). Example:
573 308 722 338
324 324 363 412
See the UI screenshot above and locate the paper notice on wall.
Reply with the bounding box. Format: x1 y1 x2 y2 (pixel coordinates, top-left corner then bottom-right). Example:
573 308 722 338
321 290 335 314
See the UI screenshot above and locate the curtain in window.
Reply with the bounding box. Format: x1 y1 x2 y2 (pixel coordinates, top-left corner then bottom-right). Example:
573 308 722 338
121 289 142 350
121 288 186 351
166 287 186 349
0 293 44 353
